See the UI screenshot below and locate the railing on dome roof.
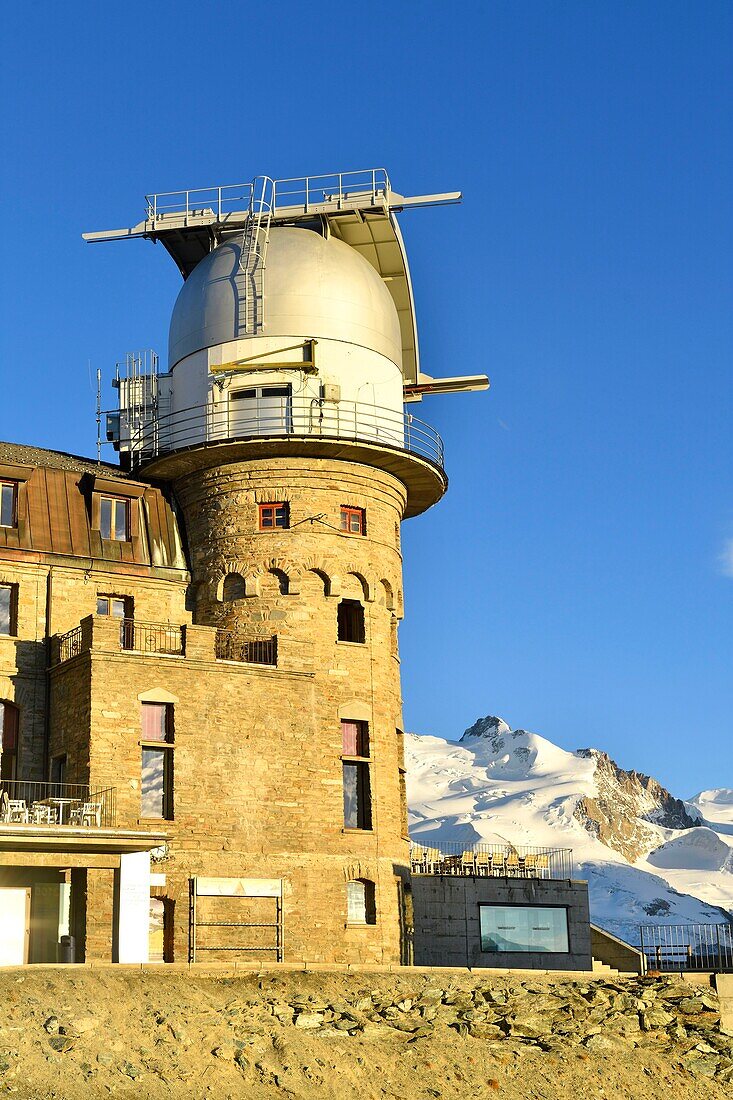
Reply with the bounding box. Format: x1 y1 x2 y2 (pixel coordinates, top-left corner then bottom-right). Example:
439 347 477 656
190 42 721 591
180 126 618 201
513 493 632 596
144 169 391 224
126 396 444 472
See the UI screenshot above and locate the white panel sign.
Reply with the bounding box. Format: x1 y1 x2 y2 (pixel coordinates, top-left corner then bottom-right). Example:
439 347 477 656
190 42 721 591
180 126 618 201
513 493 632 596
117 851 151 963
195 877 282 898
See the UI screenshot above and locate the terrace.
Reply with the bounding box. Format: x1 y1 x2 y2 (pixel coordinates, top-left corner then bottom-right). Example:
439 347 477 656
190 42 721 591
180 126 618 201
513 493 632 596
0 781 116 829
410 842 574 881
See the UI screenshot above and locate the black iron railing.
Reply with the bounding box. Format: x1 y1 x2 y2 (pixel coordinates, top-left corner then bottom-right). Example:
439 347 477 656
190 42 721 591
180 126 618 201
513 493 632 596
639 923 733 972
121 619 185 656
409 841 574 881
215 631 278 666
0 781 117 828
57 625 84 663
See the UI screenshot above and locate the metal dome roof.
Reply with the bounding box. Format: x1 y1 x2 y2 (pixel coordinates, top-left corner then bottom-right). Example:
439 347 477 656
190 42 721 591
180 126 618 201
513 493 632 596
168 226 402 370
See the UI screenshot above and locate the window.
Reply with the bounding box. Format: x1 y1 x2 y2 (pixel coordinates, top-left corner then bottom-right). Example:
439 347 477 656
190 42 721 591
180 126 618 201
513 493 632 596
0 482 17 528
230 385 292 436
222 573 246 602
479 906 570 954
340 506 366 536
342 718 372 830
99 496 130 541
337 599 365 644
341 719 369 757
259 502 289 530
141 703 174 820
50 754 66 786
98 594 133 648
346 879 376 925
0 584 17 636
0 702 19 782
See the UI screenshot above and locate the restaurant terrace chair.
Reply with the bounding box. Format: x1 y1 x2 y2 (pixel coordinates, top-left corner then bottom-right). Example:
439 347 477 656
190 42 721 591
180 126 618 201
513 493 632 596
460 850 476 875
410 845 426 872
522 854 538 877
70 802 102 827
424 847 442 874
30 803 59 825
8 800 29 823
474 851 491 876
536 854 550 878
506 852 520 875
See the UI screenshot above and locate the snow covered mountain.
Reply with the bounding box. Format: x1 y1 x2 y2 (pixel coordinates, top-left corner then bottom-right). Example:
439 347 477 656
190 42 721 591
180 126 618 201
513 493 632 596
405 716 733 943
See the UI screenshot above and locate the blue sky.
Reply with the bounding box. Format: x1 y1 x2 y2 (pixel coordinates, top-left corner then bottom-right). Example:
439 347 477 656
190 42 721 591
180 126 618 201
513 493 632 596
1 1 731 795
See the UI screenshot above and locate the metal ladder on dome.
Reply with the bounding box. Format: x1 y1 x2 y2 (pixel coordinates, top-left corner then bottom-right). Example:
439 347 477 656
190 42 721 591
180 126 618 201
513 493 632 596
237 175 273 335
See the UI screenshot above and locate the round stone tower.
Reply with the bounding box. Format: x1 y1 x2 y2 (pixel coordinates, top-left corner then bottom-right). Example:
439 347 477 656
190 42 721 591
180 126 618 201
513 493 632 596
94 171 486 964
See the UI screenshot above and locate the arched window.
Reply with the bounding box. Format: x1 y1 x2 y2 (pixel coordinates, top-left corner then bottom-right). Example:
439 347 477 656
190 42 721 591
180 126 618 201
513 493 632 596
222 573 246 602
0 701 19 782
269 568 289 596
346 879 376 925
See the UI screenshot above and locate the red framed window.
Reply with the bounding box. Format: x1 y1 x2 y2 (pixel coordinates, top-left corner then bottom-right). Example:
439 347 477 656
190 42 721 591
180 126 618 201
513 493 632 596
259 502 289 530
340 506 366 535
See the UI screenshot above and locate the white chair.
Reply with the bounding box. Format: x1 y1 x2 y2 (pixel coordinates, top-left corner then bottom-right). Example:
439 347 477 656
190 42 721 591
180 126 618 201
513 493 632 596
70 802 102 827
30 803 59 825
8 800 29 823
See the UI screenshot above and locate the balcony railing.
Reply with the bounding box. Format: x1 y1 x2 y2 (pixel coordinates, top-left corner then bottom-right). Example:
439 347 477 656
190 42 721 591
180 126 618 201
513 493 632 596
121 619 185 656
409 842 574 881
0 781 116 828
215 631 278 666
639 923 733 972
58 625 83 663
125 397 445 473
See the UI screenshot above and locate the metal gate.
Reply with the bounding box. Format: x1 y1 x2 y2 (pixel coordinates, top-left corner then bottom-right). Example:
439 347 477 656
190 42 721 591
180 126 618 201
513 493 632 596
189 877 283 963
639 923 733 972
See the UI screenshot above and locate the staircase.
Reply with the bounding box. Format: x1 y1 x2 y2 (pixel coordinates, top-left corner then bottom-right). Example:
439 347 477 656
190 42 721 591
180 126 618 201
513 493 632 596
237 175 273 335
592 958 620 976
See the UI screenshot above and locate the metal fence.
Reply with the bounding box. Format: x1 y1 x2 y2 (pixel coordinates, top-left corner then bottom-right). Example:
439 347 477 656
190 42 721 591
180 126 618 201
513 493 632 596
215 632 278 667
126 397 445 473
409 841 574 881
121 619 185 656
639 923 733 972
144 168 390 223
0 781 117 828
57 625 83 663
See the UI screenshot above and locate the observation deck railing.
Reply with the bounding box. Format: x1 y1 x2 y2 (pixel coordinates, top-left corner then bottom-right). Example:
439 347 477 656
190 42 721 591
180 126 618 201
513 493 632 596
410 842 574 881
144 168 391 223
127 397 445 472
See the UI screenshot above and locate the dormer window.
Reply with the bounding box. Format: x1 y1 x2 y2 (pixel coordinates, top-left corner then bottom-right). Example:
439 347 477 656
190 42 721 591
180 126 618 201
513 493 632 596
99 495 130 541
0 482 17 528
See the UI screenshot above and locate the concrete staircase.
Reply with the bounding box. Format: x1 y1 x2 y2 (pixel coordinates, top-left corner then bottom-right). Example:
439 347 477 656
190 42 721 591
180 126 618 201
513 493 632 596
592 957 620 977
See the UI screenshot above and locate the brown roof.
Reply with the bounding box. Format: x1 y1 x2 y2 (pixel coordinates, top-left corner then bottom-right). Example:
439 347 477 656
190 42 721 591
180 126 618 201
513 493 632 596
0 442 187 573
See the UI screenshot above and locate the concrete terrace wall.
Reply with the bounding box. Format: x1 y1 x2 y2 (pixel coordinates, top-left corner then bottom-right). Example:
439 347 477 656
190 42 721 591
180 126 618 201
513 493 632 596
412 876 592 971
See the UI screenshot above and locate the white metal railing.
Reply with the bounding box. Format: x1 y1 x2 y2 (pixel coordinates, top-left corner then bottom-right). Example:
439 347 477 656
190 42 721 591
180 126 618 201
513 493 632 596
144 168 391 223
125 395 444 472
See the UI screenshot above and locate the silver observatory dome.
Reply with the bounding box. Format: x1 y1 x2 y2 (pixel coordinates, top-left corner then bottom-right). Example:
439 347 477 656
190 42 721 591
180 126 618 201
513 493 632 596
168 225 403 370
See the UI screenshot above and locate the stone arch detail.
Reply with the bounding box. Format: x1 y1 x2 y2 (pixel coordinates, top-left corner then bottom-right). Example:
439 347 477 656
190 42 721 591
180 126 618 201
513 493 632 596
215 560 251 602
379 578 395 611
343 570 374 603
296 557 340 597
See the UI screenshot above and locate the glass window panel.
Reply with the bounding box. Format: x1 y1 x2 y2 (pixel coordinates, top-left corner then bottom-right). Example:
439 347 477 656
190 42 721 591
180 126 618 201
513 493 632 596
97 597 109 615
0 588 11 634
350 514 361 533
0 484 15 527
342 763 359 828
114 500 128 541
274 506 287 527
100 497 112 539
479 906 569 954
110 598 126 618
141 703 170 742
346 880 366 923
340 511 349 531
341 721 359 755
141 747 166 818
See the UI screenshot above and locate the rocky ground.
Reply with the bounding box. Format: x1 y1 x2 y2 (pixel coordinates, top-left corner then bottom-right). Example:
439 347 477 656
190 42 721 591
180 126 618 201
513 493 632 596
0 968 730 1099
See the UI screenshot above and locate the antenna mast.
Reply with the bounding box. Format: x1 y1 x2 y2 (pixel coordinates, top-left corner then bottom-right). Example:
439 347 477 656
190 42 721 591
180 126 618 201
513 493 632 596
96 368 102 464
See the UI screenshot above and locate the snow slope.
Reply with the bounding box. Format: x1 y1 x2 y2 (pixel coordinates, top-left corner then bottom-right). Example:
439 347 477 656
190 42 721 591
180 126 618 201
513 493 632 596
405 716 732 943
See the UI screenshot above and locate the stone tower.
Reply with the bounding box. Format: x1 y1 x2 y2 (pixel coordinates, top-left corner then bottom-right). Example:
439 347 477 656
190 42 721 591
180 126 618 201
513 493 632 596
89 171 487 963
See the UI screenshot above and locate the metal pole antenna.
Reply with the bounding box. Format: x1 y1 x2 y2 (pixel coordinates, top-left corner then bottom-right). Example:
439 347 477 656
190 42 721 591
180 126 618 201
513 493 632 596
96 368 102 465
